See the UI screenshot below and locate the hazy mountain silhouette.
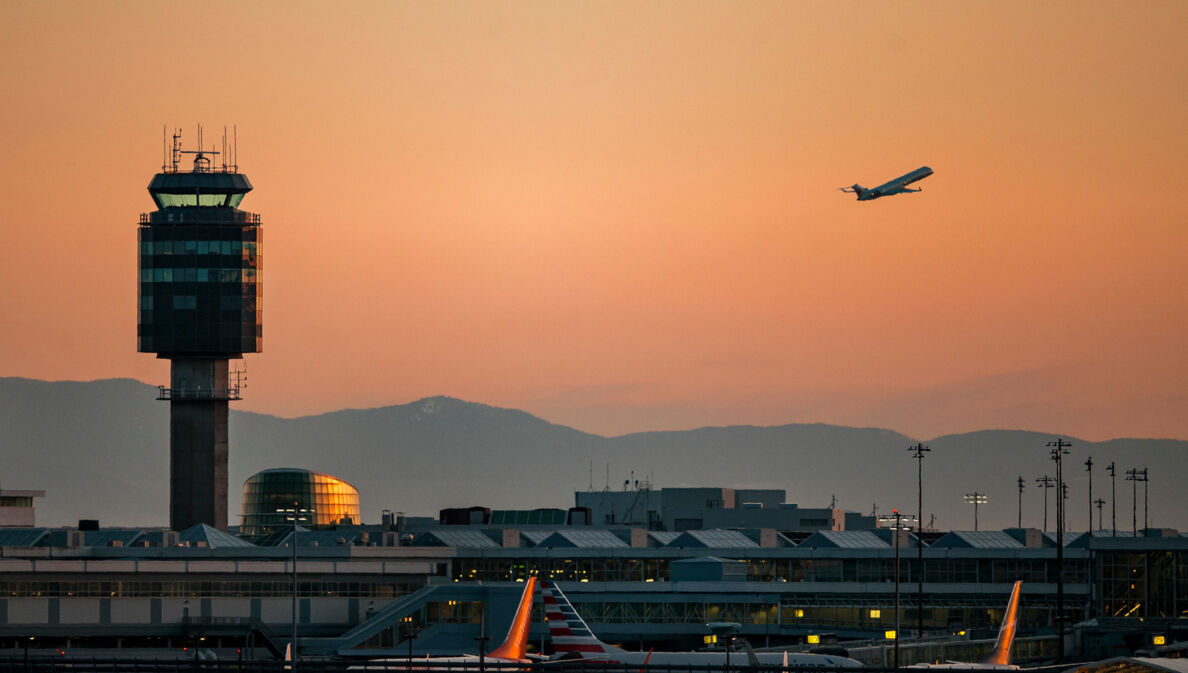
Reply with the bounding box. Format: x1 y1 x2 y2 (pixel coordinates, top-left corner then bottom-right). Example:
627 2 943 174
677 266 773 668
2 377 1184 532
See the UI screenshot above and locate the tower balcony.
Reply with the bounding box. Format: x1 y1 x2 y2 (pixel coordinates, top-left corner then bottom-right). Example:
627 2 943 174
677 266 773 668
140 210 261 225
156 385 242 401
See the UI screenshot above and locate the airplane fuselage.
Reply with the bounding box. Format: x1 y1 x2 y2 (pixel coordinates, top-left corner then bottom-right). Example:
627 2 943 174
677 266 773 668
849 166 933 200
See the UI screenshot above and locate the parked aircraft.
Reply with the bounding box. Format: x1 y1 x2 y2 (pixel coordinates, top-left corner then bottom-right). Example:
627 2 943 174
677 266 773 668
354 576 537 669
905 580 1023 670
541 579 862 669
841 166 933 200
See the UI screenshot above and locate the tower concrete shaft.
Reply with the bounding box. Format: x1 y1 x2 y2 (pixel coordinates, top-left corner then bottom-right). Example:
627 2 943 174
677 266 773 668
165 358 233 530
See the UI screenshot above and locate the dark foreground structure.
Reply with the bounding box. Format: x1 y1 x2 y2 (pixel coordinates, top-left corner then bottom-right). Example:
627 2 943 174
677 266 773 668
138 129 263 531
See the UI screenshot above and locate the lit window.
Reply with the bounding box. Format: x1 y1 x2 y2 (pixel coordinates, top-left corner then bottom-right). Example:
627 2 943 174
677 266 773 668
870 609 881 619
806 635 820 644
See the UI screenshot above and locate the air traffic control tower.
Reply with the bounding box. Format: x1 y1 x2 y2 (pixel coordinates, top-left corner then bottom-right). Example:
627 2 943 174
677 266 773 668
138 128 262 531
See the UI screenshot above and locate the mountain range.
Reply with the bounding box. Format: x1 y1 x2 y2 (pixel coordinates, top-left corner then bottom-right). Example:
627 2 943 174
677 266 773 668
2 377 1184 532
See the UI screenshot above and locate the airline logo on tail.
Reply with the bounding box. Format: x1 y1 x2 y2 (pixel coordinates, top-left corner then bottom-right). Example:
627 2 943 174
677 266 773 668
541 579 620 658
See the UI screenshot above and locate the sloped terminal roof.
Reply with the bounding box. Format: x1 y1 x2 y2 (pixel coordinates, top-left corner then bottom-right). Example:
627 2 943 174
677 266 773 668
180 524 257 549
930 530 1024 549
412 529 500 548
666 529 758 548
536 530 628 548
799 530 890 548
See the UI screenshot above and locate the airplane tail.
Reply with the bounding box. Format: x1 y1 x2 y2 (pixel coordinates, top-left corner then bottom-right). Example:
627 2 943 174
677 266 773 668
851 184 868 198
979 581 1022 666
541 579 624 658
487 576 538 661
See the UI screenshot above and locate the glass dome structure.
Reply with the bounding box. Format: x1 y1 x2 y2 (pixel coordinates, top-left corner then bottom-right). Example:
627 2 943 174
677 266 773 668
240 468 360 537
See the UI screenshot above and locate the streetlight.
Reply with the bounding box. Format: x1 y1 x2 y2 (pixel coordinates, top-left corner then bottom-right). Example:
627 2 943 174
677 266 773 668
1036 476 1055 531
401 616 418 671
878 509 916 670
1084 457 1093 534
1094 498 1105 532
1047 438 1071 661
277 503 314 671
963 493 987 531
474 604 490 673
908 442 930 639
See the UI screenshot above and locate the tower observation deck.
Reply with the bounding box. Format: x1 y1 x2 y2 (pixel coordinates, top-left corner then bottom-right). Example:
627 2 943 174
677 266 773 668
138 127 262 531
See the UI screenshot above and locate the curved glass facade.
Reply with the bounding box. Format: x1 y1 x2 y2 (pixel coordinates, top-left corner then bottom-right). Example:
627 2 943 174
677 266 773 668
240 469 360 537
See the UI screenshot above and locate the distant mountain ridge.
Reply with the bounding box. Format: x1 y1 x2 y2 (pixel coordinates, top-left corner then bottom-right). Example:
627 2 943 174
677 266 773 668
2 377 1185 531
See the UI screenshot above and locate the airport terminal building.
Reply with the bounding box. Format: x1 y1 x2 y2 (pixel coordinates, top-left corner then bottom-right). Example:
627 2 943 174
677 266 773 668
0 518 1184 662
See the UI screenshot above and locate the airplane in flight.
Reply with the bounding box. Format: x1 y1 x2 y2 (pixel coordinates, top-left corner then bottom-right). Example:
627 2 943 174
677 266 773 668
905 580 1023 670
353 576 538 669
841 166 933 201
541 579 863 669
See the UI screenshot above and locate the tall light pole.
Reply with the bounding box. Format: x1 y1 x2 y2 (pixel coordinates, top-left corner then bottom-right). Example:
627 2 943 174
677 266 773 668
1016 476 1025 529
908 442 930 639
1061 481 1069 532
278 503 314 670
1125 468 1140 535
1106 462 1116 536
963 493 988 531
1036 476 1055 531
878 509 916 670
1138 468 1150 535
1047 438 1071 660
1094 498 1105 532
1084 457 1093 533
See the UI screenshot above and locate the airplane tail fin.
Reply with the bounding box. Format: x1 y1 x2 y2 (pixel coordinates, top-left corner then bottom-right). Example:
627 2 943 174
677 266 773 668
487 576 537 661
541 579 623 658
979 581 1022 666
851 184 868 198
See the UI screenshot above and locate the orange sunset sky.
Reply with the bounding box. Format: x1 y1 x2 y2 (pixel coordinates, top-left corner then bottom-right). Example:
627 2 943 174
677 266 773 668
1 1 1186 440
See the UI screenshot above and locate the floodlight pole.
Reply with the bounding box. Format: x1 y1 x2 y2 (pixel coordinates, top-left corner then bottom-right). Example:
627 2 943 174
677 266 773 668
908 443 930 639
1084 457 1093 534
1047 438 1071 661
878 509 914 669
1106 462 1116 537
1126 468 1140 535
963 493 987 531
1016 476 1025 529
1141 468 1149 535
1094 498 1105 531
278 502 314 671
1036 476 1055 531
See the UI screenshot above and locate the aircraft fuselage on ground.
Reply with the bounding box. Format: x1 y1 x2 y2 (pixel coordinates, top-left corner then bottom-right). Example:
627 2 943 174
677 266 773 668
843 166 933 201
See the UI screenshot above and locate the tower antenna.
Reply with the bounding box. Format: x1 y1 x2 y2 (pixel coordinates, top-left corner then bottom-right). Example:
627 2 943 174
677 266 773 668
233 125 238 173
162 124 167 172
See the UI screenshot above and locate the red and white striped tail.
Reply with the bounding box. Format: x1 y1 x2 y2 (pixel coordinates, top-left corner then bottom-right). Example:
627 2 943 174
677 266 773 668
540 579 618 658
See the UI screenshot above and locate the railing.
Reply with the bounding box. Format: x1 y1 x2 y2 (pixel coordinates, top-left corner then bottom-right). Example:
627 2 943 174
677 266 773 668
139 211 261 225
157 386 242 401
